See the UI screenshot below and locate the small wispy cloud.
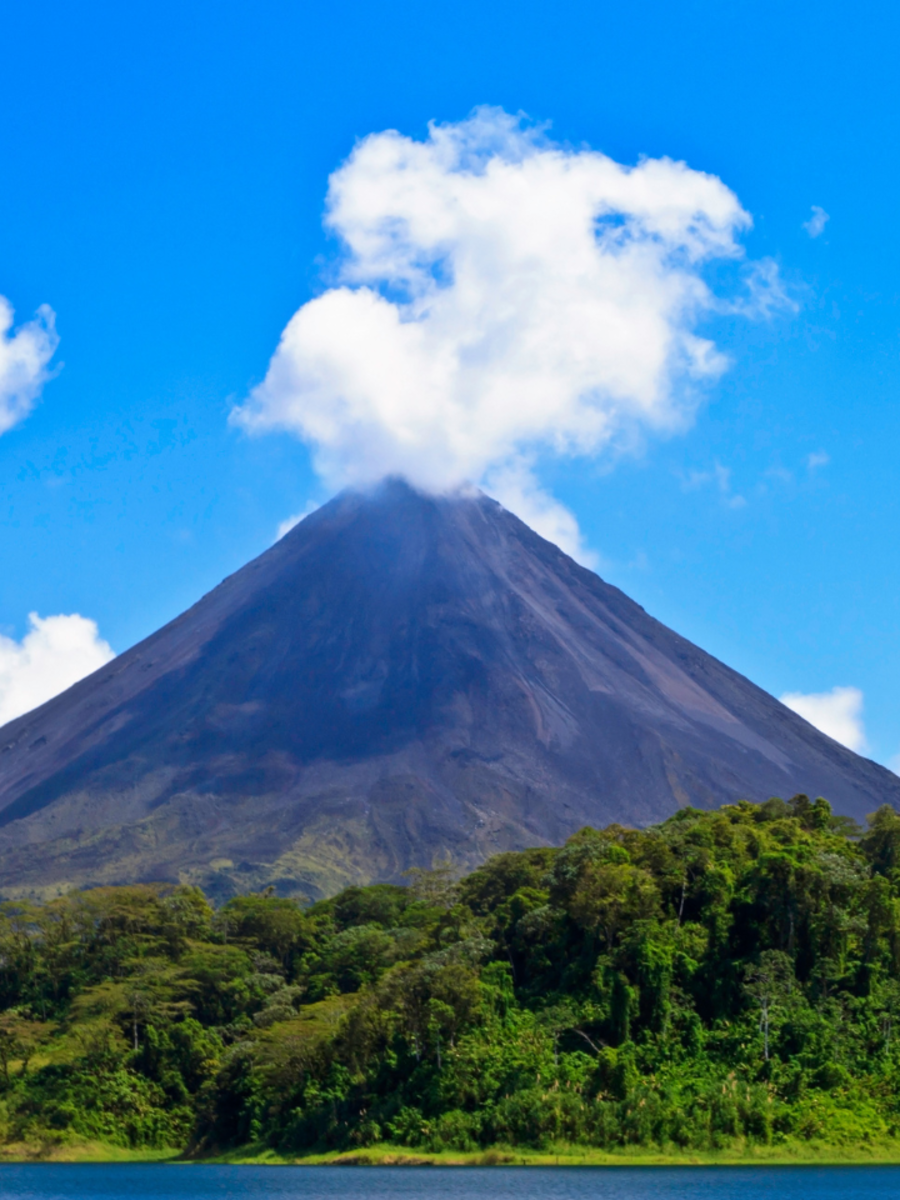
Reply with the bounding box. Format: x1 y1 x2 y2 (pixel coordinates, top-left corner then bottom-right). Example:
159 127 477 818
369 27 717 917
0 297 59 437
276 501 320 541
764 464 794 485
722 258 797 319
803 206 829 239
485 460 598 566
780 685 866 753
807 450 830 470
682 462 746 508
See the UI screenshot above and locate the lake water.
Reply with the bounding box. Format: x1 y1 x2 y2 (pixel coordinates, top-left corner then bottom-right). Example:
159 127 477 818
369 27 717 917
0 1165 898 1200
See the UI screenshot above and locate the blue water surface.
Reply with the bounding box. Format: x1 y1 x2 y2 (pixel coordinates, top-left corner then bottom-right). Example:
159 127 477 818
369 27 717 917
0 1165 897 1200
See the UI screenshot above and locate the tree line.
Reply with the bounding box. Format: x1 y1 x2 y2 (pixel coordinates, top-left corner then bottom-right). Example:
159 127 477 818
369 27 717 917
2 795 900 1155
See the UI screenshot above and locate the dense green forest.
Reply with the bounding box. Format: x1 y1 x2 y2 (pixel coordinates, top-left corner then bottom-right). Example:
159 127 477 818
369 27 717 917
2 795 900 1159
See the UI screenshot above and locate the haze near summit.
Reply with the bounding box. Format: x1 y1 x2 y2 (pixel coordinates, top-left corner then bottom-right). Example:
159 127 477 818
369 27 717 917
234 108 785 561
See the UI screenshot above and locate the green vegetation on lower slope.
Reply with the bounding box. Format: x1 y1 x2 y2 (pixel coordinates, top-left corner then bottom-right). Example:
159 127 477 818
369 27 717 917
2 796 900 1161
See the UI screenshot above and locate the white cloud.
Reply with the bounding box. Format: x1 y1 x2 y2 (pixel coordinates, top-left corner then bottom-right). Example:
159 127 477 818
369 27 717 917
234 107 781 553
275 500 320 541
0 613 115 729
780 685 867 753
0 298 59 436
803 206 829 239
807 449 830 470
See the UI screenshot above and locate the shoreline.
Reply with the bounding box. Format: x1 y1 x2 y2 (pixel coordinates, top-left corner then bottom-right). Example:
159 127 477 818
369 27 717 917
4 1140 900 1167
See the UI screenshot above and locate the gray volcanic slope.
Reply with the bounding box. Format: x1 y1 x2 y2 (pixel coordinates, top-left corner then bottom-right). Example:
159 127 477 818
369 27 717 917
0 479 897 900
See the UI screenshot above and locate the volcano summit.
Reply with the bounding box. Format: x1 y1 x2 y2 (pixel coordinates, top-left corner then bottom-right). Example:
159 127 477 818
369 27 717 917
0 479 896 899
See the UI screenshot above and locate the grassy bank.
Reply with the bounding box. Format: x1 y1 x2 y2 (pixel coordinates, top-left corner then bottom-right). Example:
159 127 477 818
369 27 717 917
0 1140 180 1163
4 1138 900 1166
204 1138 900 1166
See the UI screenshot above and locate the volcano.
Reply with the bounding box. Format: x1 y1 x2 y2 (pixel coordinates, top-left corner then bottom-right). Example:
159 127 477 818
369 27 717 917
0 479 897 899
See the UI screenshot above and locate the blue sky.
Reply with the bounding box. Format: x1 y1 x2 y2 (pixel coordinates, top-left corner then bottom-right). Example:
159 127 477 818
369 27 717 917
1 0 898 770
